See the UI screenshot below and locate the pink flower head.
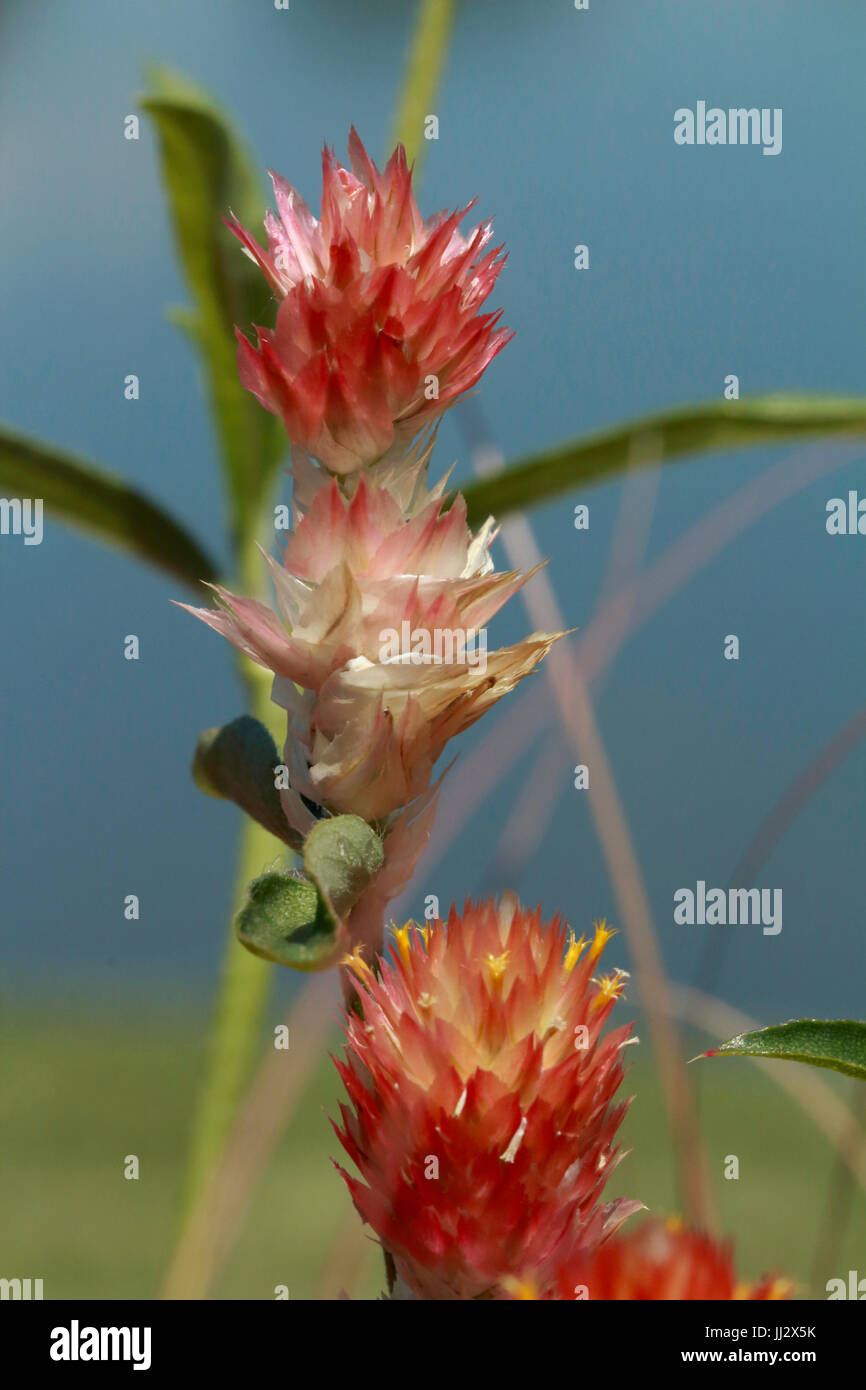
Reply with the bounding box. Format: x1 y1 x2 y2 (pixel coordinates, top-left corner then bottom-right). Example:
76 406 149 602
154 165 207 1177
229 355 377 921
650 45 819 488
227 129 513 473
180 471 561 831
332 901 640 1300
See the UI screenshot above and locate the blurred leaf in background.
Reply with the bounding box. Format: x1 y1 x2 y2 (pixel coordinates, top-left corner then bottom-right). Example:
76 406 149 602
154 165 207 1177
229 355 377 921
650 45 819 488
462 396 866 525
0 426 217 590
142 65 287 556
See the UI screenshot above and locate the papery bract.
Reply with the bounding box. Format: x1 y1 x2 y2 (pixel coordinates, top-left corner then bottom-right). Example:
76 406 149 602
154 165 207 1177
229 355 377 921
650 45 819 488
228 129 512 472
180 471 561 832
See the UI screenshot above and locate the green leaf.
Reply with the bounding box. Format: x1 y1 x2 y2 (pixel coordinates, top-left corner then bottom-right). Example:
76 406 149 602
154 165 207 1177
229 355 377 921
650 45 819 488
234 870 341 971
192 715 302 851
460 396 866 526
0 424 218 589
141 67 286 541
700 1018 866 1081
302 814 385 926
234 817 389 973
233 816 385 972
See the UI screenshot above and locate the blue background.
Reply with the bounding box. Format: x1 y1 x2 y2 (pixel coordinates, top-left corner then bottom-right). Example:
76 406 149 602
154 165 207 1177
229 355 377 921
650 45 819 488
2 0 864 1023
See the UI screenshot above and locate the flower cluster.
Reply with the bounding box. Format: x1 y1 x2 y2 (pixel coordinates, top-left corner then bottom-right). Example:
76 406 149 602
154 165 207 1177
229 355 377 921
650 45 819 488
182 131 560 945
227 129 512 474
333 898 641 1300
332 897 793 1302
183 468 554 833
182 130 791 1302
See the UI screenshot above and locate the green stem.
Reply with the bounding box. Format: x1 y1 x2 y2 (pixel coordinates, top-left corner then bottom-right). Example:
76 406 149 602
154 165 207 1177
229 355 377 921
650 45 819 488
390 0 458 166
174 0 460 1251
179 539 287 1217
180 707 280 1212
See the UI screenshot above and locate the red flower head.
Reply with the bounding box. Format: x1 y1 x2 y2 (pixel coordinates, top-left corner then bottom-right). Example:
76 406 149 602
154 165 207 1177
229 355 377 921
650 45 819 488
332 898 641 1300
536 1216 794 1301
228 129 512 473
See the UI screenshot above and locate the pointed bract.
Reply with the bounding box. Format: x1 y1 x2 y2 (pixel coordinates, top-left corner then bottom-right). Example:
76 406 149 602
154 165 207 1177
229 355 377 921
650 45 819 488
180 471 563 828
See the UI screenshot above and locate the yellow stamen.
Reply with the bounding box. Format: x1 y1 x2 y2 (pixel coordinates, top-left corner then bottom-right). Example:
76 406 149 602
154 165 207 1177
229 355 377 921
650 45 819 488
764 1277 797 1301
587 918 617 963
563 930 588 974
501 1276 538 1301
341 944 372 980
590 968 627 1013
393 921 415 964
735 1276 798 1302
485 950 510 988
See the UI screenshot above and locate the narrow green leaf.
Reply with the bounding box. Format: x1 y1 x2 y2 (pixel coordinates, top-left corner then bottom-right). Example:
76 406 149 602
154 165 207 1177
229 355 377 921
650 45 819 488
141 67 286 539
235 870 342 971
303 814 385 925
460 396 866 526
700 1018 866 1081
0 424 218 589
192 715 302 851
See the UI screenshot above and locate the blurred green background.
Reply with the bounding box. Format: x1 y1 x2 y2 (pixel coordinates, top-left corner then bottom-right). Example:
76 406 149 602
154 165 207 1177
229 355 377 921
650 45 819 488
4 1003 862 1299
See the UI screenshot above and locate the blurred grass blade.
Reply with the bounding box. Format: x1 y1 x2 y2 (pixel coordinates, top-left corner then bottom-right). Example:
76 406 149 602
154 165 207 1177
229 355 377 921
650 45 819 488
701 1020 866 1081
0 425 218 589
180 802 277 1213
141 66 286 540
163 973 338 1300
461 395 866 526
391 0 458 164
